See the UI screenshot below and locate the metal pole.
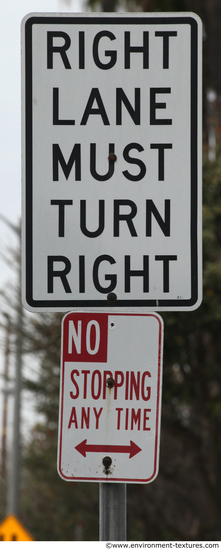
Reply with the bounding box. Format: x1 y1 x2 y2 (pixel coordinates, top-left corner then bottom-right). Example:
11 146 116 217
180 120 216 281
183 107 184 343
99 483 127 541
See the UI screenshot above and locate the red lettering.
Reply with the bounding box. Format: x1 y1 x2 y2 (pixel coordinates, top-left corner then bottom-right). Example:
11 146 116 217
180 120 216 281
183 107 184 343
131 408 141 430
70 369 80 399
114 407 151 430
116 407 123 429
114 371 124 399
68 407 78 429
82 369 90 398
81 407 90 429
91 370 102 399
69 369 152 402
141 371 151 401
125 407 129 429
93 407 103 428
130 371 140 400
143 408 151 430
125 371 129 400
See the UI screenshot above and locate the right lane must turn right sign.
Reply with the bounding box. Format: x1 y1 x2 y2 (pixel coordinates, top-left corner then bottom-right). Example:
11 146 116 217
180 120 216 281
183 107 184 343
22 12 202 312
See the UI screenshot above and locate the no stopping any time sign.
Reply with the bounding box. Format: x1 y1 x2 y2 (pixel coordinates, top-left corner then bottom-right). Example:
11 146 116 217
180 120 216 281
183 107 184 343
57 311 163 483
21 12 202 312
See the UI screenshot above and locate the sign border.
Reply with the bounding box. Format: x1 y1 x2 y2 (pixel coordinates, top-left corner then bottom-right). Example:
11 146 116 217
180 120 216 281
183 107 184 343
22 13 202 311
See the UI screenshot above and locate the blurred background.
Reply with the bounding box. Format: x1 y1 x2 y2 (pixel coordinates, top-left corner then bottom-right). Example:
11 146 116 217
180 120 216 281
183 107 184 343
1 0 221 542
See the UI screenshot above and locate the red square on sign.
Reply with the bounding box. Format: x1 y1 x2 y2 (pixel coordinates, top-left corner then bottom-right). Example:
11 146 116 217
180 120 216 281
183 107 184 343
62 312 108 363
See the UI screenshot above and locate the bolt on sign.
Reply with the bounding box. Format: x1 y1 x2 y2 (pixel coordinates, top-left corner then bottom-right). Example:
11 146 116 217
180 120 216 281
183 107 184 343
0 515 34 541
21 12 202 312
57 311 163 483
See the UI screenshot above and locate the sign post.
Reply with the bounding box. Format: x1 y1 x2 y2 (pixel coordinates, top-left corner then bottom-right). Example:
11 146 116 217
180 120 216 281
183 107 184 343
99 483 127 541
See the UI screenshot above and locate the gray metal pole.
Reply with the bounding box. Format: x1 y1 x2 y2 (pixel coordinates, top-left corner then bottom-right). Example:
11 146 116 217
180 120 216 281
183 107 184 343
99 483 127 541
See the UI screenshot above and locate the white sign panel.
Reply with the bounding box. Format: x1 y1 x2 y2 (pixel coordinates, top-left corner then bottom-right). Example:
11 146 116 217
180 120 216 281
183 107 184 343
57 311 163 483
21 13 202 312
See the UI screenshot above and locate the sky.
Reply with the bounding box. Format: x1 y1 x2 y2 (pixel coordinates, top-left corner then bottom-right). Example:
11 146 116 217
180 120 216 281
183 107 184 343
0 0 84 466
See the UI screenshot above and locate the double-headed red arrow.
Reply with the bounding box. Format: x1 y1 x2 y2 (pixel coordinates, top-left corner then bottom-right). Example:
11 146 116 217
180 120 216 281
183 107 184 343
75 439 141 459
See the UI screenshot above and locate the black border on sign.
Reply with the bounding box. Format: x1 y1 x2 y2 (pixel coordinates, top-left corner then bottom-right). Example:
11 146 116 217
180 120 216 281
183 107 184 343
24 15 200 310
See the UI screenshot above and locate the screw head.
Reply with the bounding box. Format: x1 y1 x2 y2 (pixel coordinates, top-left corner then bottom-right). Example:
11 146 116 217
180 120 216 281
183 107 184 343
108 153 117 163
106 377 115 389
102 456 112 469
107 292 117 302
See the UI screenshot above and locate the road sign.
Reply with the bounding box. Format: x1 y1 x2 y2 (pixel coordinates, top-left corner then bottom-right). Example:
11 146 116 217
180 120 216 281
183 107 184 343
22 13 202 312
57 311 163 483
0 515 34 541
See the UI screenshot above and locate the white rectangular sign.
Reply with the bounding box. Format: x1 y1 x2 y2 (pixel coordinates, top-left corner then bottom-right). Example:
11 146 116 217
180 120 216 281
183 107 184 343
57 311 163 483
21 13 202 311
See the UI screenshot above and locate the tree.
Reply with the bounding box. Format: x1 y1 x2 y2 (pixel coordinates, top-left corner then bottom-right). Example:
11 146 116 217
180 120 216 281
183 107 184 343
88 0 221 145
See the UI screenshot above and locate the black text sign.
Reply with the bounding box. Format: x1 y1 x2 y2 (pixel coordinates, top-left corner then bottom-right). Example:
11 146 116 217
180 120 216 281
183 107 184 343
22 13 202 311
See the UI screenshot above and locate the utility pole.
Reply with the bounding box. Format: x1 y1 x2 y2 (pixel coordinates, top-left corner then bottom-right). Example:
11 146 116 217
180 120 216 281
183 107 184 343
0 214 22 517
1 315 11 479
